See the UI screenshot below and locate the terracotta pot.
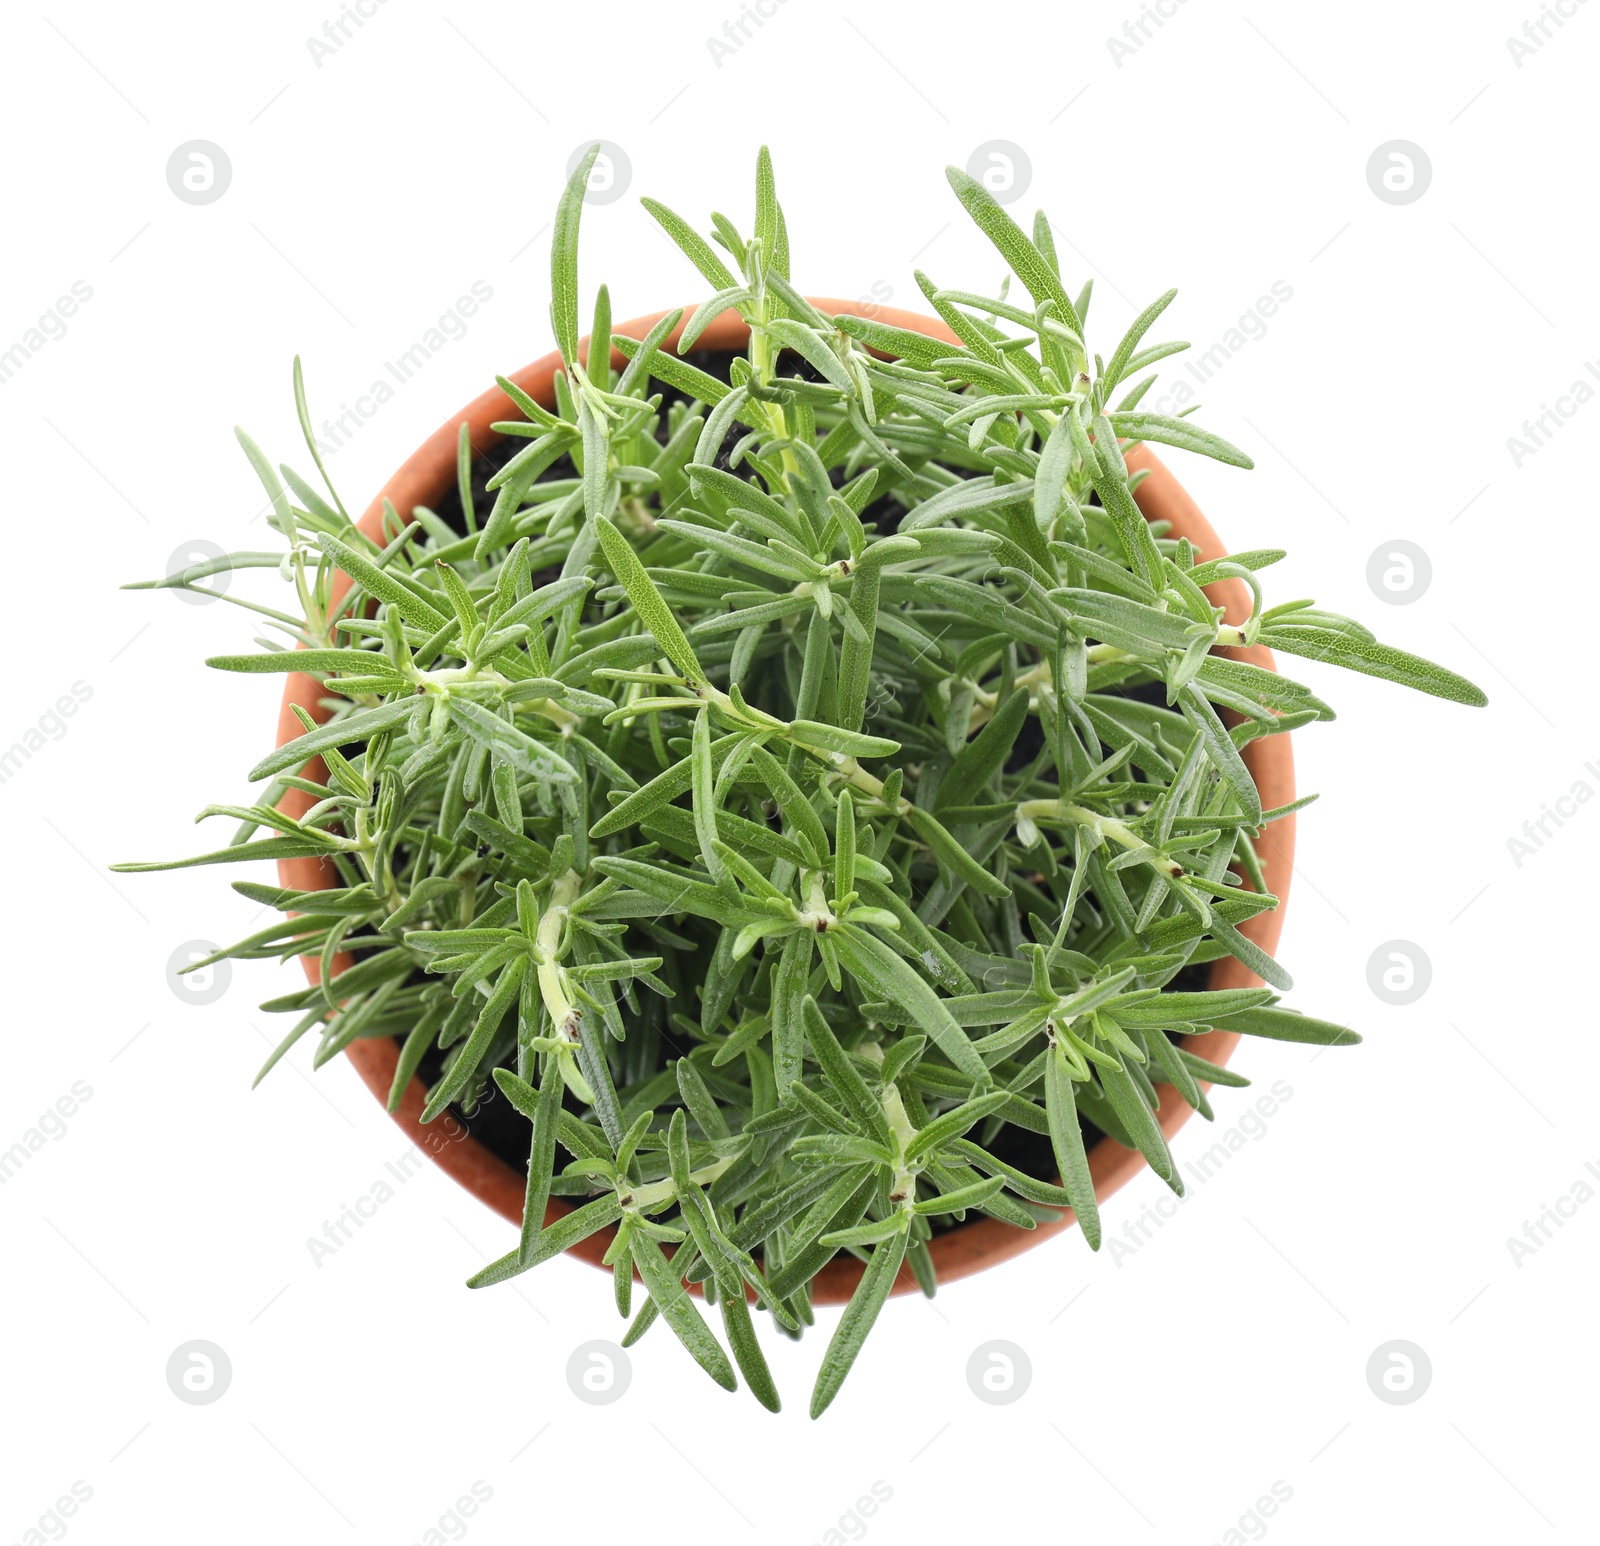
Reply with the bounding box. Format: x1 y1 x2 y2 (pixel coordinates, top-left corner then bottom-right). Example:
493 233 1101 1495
274 301 1295 1302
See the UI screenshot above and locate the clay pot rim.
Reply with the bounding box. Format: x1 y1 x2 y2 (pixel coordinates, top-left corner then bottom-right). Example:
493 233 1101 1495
273 299 1296 1304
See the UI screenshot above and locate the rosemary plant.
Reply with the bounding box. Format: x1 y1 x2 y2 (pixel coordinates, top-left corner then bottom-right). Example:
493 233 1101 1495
116 147 1485 1416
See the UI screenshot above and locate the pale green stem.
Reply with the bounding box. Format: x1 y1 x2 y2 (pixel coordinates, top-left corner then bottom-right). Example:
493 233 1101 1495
859 1043 919 1207
1015 800 1182 878
795 870 837 932
622 1154 738 1212
748 288 800 485
534 870 595 1103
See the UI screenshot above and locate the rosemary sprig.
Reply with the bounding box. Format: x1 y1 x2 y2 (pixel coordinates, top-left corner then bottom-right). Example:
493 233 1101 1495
115 147 1484 1417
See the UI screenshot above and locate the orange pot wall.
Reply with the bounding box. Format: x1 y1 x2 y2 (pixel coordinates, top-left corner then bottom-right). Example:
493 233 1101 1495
273 302 1296 1303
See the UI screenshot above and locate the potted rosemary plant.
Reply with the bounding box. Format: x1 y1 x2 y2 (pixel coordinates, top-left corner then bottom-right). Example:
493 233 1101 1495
116 147 1485 1416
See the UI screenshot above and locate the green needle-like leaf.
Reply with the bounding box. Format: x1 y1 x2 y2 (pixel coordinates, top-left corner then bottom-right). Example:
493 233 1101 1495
631 1233 738 1392
594 515 704 684
552 146 599 365
810 1226 907 1419
1044 1044 1100 1249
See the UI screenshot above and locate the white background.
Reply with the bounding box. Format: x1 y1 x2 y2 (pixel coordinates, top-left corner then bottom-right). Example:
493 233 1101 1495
2 1 1594 1541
